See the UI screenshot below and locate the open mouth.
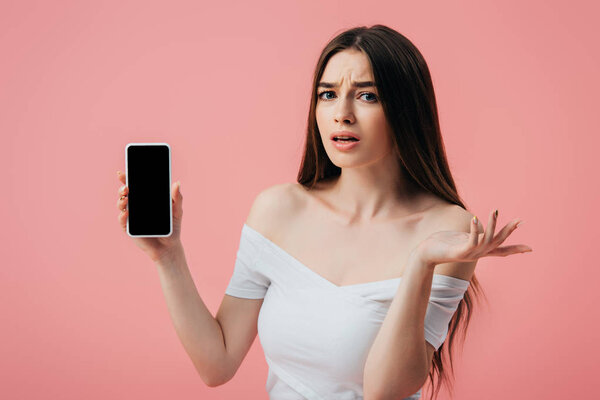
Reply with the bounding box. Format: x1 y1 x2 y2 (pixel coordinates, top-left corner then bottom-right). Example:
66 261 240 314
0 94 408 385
333 137 359 142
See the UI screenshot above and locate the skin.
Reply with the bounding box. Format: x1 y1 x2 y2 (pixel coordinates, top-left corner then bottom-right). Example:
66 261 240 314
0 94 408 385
314 48 424 224
281 48 531 276
115 171 183 262
261 48 457 289
261 48 532 397
114 48 532 394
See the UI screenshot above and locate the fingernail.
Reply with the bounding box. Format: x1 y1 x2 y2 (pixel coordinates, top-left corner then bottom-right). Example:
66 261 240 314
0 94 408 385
516 220 524 228
473 216 478 224
494 209 498 218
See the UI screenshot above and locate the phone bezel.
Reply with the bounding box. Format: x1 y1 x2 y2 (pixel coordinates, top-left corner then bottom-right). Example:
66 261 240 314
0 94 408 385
125 142 173 238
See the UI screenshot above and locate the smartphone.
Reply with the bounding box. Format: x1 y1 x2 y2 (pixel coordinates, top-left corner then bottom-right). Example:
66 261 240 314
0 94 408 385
125 143 172 237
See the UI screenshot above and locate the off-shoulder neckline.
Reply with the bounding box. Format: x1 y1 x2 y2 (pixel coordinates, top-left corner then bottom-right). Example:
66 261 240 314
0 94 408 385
242 223 471 289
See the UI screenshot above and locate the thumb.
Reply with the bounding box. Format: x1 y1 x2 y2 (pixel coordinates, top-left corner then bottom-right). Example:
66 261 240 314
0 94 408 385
172 181 183 213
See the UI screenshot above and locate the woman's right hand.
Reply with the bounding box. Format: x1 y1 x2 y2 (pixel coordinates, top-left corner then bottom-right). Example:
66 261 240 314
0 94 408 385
116 170 184 262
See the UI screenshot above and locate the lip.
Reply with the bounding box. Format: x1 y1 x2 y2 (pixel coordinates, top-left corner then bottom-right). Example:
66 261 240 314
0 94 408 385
330 131 361 141
332 140 359 151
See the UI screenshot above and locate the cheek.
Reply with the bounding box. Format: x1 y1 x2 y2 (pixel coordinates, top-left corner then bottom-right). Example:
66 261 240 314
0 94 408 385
315 106 324 125
362 111 391 140
369 123 395 155
368 110 388 130
315 112 325 140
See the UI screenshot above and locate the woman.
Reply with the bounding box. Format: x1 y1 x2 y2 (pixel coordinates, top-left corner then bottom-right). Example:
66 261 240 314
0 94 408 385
116 25 531 400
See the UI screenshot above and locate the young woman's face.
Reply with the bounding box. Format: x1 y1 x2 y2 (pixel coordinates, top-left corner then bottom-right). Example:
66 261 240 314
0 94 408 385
316 49 394 168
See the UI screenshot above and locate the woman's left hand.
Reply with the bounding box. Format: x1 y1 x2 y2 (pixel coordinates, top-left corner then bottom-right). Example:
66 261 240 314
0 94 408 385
412 209 533 268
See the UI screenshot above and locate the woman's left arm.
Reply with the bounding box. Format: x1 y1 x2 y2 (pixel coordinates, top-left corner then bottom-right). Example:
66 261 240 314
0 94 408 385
363 209 532 400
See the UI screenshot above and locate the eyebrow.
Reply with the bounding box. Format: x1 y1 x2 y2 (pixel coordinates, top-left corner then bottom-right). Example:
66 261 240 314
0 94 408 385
317 81 375 88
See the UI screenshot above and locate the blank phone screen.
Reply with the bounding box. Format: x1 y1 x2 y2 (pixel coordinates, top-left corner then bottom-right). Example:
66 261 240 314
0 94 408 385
126 144 172 237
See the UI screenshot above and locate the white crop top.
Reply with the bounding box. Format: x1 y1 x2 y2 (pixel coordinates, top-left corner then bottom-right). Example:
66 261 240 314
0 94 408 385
225 223 470 400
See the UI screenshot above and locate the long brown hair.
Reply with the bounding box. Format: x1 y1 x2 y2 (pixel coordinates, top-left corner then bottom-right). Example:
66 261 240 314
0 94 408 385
296 24 487 400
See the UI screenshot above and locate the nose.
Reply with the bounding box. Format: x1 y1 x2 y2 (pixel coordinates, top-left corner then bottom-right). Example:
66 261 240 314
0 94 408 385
334 96 355 125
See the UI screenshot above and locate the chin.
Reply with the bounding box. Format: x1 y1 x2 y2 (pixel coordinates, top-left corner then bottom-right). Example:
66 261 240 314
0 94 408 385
328 157 365 169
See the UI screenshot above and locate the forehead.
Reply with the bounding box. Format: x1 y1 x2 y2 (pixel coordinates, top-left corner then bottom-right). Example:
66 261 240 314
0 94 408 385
320 49 374 83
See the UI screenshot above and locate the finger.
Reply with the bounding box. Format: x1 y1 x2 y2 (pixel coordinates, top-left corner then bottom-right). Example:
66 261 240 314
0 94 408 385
491 218 521 247
486 244 532 257
118 184 128 197
117 194 128 211
172 181 183 219
469 216 480 247
117 171 126 185
482 209 498 246
172 181 182 202
118 208 128 232
476 218 484 234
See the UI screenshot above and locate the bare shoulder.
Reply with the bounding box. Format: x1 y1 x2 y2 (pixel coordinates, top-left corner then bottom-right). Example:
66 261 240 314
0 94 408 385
245 182 301 236
427 203 476 231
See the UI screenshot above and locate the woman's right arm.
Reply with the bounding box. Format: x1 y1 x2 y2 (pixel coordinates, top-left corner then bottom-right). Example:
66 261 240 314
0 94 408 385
153 203 270 388
117 170 229 386
117 171 274 387
153 243 230 387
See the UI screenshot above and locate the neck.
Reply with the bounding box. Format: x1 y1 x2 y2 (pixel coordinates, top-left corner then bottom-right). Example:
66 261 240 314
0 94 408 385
328 149 424 225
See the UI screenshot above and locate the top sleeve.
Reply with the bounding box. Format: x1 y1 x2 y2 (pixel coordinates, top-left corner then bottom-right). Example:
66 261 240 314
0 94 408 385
224 224 271 299
424 274 471 351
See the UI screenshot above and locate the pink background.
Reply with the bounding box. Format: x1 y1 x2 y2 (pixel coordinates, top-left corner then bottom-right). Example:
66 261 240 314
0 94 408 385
1 0 597 399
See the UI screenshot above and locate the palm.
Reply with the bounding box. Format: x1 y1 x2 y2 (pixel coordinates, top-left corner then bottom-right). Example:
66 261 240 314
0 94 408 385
117 170 183 262
415 210 532 266
419 230 477 264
